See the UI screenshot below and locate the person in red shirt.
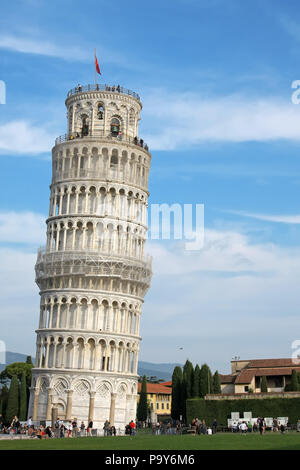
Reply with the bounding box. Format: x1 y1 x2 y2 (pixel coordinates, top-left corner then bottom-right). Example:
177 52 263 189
129 420 136 438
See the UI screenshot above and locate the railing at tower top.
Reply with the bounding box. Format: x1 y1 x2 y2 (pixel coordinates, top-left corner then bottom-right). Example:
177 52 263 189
55 131 149 153
66 84 140 101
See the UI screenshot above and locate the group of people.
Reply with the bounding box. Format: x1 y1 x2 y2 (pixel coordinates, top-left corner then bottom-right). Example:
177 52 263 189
151 420 182 435
231 417 286 434
191 418 216 435
124 420 136 437
103 419 117 436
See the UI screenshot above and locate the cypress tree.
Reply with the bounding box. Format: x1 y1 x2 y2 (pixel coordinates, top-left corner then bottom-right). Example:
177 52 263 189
19 372 27 421
5 375 19 424
183 360 194 399
291 369 299 391
199 364 213 397
213 371 222 394
171 366 183 420
137 375 148 422
192 365 200 397
0 385 9 423
260 376 268 393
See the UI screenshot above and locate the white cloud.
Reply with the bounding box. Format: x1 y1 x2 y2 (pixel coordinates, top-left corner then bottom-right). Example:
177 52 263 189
0 34 128 66
141 90 300 150
0 211 45 244
228 210 300 224
142 230 300 369
0 120 55 155
0 34 90 61
0 247 39 356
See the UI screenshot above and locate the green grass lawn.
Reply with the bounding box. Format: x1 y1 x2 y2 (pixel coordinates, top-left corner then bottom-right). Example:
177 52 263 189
0 432 300 450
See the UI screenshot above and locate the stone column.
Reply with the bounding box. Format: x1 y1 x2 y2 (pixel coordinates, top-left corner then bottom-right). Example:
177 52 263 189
45 338 50 368
88 391 96 422
109 393 117 426
32 388 40 421
46 388 53 420
94 344 101 371
66 390 73 420
56 303 61 329
52 341 58 368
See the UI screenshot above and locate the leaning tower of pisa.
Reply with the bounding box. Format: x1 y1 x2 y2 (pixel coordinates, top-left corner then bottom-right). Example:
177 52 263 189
28 84 152 431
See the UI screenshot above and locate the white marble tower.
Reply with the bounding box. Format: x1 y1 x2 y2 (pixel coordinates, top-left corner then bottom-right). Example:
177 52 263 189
28 84 152 431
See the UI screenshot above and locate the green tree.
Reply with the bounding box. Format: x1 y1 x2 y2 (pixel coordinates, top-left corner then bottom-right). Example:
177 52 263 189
19 372 27 421
26 356 33 366
291 369 299 391
0 362 33 388
5 375 19 424
192 364 200 397
171 366 183 420
212 371 222 394
137 375 148 422
0 385 9 422
183 360 194 399
199 364 213 397
260 376 268 393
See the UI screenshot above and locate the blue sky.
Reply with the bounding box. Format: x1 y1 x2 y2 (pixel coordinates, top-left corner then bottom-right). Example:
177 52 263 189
1 0 300 373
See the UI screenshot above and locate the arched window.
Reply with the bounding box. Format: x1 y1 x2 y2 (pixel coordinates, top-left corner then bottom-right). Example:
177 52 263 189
98 104 104 120
111 118 120 137
81 115 89 136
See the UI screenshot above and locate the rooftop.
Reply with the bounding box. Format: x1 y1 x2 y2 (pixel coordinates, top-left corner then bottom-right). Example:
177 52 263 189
138 383 172 395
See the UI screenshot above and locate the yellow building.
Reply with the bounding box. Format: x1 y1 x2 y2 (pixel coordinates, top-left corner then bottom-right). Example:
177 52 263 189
137 382 172 419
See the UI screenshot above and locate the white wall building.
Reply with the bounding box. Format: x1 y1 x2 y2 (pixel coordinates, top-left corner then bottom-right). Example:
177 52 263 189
28 84 152 431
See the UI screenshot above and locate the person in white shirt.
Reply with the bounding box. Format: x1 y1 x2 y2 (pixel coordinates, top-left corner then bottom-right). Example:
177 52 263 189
239 421 248 433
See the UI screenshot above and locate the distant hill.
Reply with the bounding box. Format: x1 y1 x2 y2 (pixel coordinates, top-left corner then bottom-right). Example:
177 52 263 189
138 361 181 381
0 351 35 372
1 352 180 382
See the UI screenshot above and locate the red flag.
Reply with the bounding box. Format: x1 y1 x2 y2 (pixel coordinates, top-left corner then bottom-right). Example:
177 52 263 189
95 54 101 75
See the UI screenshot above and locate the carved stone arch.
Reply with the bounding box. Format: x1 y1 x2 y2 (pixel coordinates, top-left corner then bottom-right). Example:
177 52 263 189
72 378 91 397
56 398 67 419
96 380 113 398
52 376 69 394
36 375 50 391
75 335 85 344
108 101 119 111
86 336 96 344
131 382 137 395
98 338 108 348
117 381 128 399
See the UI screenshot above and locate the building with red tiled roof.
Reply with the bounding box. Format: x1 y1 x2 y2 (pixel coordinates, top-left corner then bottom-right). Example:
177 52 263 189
160 380 172 388
218 358 300 394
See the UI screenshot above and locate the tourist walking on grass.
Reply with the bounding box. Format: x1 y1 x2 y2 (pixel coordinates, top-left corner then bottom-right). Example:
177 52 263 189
87 420 93 435
257 417 265 435
212 419 218 434
103 419 110 436
80 421 85 436
59 423 65 438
